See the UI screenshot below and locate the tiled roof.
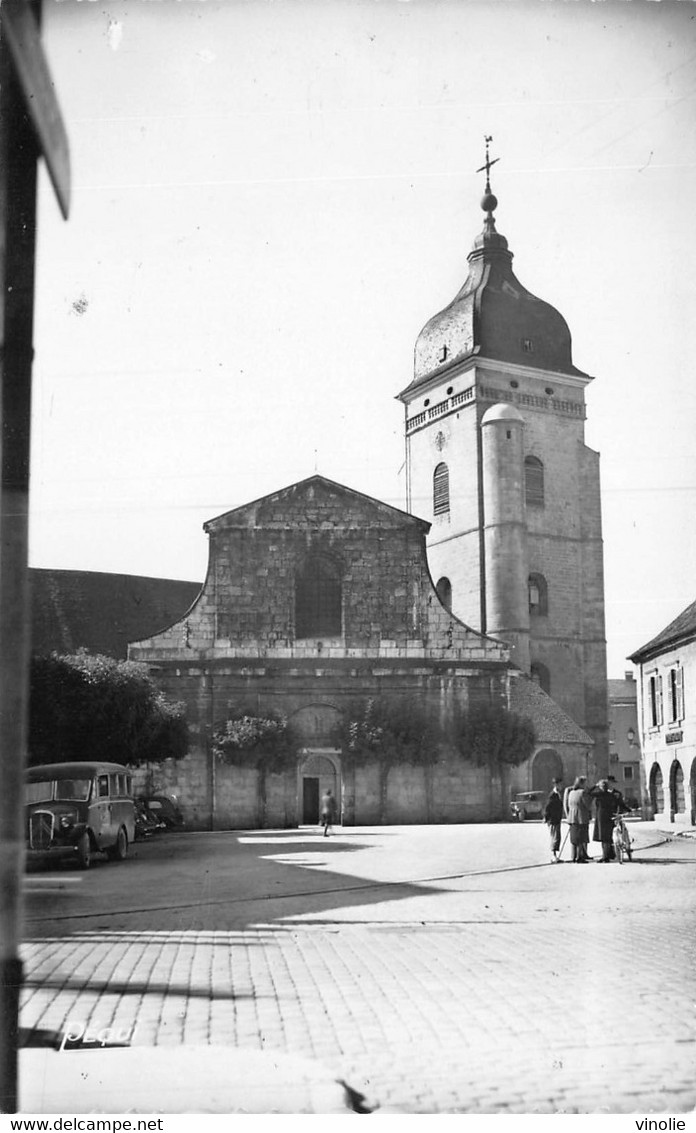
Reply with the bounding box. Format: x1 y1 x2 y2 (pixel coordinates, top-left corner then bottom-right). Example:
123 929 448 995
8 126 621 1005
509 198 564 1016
31 569 202 660
628 598 696 662
509 673 593 746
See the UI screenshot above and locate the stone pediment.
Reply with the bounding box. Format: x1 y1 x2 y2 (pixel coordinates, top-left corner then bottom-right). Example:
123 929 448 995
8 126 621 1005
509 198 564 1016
204 474 430 534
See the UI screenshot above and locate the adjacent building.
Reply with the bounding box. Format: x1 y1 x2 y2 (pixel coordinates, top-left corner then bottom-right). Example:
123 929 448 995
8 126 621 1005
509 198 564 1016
30 568 201 660
629 600 695 826
607 672 644 811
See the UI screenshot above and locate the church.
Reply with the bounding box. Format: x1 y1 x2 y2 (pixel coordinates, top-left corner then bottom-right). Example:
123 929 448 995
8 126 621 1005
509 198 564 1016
128 165 607 829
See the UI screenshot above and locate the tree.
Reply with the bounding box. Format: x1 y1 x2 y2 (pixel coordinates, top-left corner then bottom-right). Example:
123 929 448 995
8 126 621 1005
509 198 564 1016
29 651 188 766
212 712 298 826
455 703 536 813
336 697 438 822
455 703 536 769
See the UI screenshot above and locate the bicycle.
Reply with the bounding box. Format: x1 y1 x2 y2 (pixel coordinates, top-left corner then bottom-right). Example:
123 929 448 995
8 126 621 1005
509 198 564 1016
612 812 633 863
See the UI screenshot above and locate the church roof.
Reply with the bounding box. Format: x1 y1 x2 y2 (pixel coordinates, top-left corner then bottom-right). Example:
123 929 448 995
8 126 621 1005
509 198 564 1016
401 175 590 398
628 598 696 662
204 474 430 534
509 672 594 746
30 568 201 659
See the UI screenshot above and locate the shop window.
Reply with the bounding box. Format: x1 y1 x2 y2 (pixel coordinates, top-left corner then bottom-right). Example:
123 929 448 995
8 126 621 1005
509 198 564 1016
649 764 664 813
670 761 685 815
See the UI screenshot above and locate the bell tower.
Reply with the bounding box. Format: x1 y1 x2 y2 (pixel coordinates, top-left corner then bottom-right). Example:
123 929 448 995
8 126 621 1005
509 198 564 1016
397 141 608 767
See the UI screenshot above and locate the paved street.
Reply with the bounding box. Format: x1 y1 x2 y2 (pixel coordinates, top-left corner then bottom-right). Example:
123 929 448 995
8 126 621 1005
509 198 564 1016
19 822 696 1114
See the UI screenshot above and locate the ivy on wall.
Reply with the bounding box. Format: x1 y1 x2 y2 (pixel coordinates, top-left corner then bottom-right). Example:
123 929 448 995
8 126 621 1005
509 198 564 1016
212 713 297 772
335 697 438 767
454 703 536 769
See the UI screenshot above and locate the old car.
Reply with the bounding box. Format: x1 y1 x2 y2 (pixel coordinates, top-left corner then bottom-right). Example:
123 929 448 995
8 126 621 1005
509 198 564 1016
25 762 136 869
510 790 546 821
137 794 184 829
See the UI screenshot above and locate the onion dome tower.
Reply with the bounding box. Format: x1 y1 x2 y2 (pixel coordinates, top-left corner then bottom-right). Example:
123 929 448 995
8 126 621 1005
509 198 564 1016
397 138 608 773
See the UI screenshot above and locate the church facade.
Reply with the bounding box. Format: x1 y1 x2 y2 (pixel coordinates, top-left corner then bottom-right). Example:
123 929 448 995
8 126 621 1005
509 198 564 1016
129 476 592 829
128 171 605 829
397 173 608 772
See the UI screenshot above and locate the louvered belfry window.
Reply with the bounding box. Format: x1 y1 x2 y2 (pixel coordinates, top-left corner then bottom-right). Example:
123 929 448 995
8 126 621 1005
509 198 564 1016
525 456 544 506
433 462 450 515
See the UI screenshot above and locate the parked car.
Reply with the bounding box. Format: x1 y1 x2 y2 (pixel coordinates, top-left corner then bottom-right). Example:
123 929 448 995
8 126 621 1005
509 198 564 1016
136 794 184 830
133 798 165 840
25 762 135 869
510 790 546 822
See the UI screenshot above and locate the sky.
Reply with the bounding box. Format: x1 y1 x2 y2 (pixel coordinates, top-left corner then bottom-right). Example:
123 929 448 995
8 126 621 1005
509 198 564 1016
30 0 696 678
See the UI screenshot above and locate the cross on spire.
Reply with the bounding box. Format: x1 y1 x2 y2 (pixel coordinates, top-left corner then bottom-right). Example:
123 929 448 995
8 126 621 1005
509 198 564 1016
476 135 499 192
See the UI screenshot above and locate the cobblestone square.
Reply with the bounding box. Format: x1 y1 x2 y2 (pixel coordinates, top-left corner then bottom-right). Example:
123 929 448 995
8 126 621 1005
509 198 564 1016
19 823 696 1113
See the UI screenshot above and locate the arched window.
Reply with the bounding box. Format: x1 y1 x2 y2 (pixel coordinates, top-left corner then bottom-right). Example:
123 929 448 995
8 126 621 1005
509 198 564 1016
295 555 342 639
433 462 450 516
525 456 544 506
528 573 548 616
649 764 664 814
670 760 685 815
435 576 452 612
530 662 551 694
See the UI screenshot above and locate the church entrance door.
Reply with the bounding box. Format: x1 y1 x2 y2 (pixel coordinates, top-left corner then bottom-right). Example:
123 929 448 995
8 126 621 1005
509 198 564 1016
299 750 340 826
302 777 320 823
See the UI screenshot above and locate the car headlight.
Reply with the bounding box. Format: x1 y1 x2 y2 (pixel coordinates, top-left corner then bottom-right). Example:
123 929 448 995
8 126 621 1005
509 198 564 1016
59 812 76 829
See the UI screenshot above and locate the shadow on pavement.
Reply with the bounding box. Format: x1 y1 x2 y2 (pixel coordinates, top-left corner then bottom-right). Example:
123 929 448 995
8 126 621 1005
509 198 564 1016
23 827 452 937
20 976 259 1001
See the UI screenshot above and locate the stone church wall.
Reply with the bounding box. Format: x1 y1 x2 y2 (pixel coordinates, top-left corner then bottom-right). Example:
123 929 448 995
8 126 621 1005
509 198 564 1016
132 746 509 831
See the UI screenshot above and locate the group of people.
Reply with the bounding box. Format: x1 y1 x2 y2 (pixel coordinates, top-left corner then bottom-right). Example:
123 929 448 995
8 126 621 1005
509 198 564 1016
543 775 629 863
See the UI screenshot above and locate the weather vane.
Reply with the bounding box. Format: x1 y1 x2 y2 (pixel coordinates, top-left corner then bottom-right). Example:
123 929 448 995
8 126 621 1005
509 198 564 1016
476 135 499 191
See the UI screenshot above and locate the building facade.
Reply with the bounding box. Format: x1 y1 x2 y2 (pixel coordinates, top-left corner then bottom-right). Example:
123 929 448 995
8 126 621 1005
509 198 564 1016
397 178 608 776
128 476 592 829
629 600 696 826
607 673 644 811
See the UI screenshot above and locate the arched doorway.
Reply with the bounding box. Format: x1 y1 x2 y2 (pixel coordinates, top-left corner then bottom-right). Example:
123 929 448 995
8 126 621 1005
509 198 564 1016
649 764 664 814
670 760 685 819
531 748 563 794
288 704 343 826
299 752 340 824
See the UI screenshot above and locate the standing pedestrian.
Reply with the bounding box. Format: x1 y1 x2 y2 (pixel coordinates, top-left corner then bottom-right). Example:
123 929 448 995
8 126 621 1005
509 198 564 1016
565 776 592 862
320 788 337 837
590 779 626 862
607 775 627 810
544 778 564 863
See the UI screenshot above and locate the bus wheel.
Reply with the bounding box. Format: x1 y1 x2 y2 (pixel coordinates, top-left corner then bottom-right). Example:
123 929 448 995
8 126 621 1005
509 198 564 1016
76 832 91 870
108 827 128 862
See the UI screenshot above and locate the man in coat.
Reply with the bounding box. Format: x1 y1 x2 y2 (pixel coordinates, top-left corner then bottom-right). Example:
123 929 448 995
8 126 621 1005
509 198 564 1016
590 779 628 862
565 776 592 862
544 778 565 863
